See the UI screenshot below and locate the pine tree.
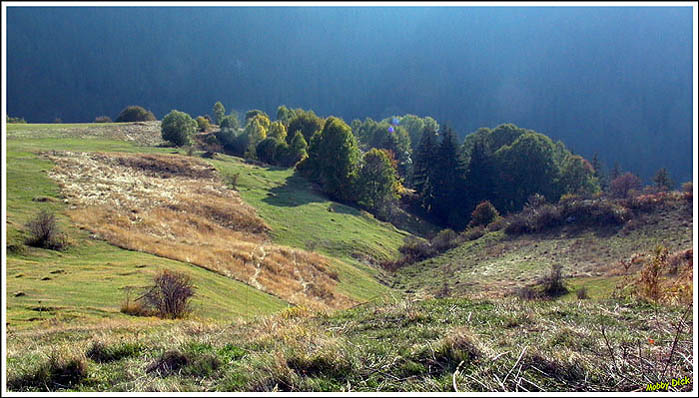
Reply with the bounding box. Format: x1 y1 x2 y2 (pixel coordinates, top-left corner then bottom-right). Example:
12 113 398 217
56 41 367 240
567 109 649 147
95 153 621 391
464 140 495 214
653 168 675 191
429 126 468 227
411 127 438 194
591 153 608 191
610 161 621 181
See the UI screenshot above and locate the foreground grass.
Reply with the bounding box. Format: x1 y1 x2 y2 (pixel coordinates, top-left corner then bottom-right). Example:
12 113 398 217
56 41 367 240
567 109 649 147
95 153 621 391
5 296 692 392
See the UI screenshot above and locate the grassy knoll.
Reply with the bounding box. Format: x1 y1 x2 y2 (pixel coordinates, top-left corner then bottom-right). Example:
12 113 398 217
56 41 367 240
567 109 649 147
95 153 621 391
5 296 692 392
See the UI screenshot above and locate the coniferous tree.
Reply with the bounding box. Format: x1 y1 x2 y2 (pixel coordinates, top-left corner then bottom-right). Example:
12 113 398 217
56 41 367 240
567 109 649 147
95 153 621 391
610 161 622 181
288 131 308 164
653 168 675 191
590 153 609 191
411 127 439 194
464 140 496 215
429 126 468 227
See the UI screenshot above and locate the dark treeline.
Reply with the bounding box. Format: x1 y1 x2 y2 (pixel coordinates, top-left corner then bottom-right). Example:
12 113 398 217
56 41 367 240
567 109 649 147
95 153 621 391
6 7 693 184
162 102 683 231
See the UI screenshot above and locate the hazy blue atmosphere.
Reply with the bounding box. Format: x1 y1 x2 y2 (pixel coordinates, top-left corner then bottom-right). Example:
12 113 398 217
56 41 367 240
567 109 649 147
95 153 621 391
6 6 694 183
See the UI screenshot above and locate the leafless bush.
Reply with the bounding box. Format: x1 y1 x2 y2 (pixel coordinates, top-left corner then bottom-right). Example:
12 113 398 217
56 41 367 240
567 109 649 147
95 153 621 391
120 286 154 317
140 270 196 319
541 264 568 297
226 172 240 190
25 210 67 250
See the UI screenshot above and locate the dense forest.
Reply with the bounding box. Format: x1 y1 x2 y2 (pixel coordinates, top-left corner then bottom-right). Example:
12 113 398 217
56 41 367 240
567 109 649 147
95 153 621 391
6 7 693 185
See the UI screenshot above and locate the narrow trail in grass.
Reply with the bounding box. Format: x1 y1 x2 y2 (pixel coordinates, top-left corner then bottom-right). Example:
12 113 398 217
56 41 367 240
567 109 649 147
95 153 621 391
291 251 311 303
248 244 267 291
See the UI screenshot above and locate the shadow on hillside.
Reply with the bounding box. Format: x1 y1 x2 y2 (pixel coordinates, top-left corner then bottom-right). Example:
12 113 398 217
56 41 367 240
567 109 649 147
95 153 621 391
262 172 326 207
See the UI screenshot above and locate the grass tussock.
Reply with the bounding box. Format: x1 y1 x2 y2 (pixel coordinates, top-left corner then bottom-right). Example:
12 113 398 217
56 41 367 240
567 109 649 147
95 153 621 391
86 340 144 363
7 349 89 391
44 151 350 309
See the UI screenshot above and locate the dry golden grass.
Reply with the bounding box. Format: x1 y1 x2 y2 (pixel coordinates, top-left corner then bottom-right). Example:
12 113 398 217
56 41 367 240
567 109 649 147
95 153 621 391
45 151 352 309
610 246 693 305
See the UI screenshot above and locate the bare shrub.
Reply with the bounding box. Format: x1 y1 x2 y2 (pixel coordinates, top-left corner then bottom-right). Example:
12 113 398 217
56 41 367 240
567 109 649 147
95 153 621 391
609 172 642 199
225 172 240 190
435 281 451 298
561 199 630 226
398 236 435 263
141 270 196 319
541 264 568 297
529 204 563 232
504 214 530 235
25 210 67 250
681 181 692 203
120 286 154 317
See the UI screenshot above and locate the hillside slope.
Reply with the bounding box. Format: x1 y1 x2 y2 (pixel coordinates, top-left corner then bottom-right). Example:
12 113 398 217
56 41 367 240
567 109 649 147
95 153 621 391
5 122 410 326
392 197 693 299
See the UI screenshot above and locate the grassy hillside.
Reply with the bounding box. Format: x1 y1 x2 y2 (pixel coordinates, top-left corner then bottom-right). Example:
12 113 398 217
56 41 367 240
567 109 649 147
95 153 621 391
392 198 693 299
5 128 287 328
209 155 408 301
4 123 693 392
5 122 405 328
